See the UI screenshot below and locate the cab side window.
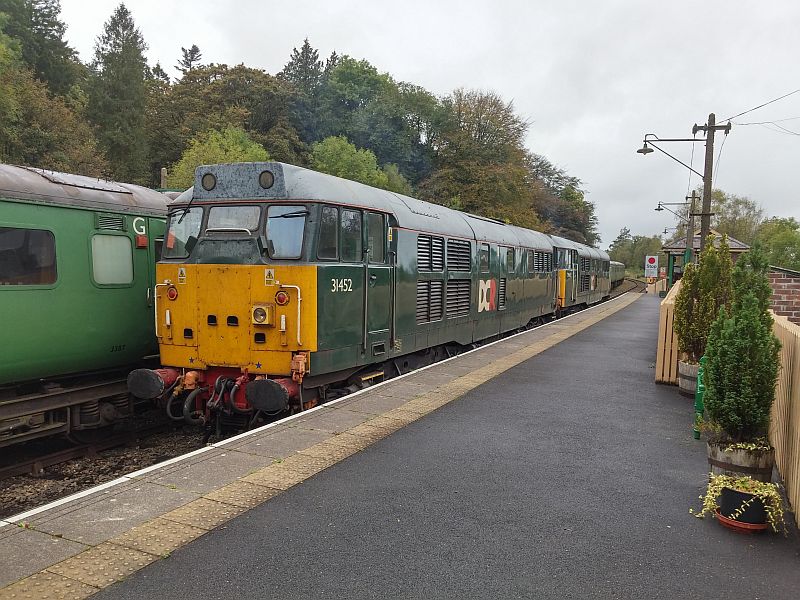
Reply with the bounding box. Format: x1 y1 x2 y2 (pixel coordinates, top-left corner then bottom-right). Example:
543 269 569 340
318 206 338 259
367 212 385 264
341 209 362 262
479 243 490 272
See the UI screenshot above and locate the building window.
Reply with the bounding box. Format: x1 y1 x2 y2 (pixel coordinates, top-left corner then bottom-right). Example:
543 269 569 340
92 234 133 285
0 227 57 285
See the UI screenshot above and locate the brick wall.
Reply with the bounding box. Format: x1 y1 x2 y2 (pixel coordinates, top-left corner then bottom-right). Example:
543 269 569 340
769 269 800 324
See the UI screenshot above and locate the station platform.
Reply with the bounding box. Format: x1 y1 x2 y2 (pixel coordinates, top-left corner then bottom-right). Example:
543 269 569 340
2 292 798 599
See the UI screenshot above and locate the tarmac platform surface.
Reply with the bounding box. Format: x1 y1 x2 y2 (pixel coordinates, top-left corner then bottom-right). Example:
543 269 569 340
3 292 799 599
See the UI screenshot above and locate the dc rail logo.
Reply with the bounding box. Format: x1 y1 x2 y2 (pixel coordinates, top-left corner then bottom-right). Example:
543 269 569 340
478 279 497 312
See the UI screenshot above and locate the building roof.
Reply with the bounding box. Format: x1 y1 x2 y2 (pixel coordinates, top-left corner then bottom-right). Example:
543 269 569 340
661 229 750 254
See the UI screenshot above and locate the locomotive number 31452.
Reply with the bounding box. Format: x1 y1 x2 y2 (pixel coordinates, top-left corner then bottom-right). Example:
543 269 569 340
331 278 353 292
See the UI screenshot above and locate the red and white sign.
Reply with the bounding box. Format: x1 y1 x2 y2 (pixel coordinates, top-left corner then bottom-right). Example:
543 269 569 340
644 255 658 278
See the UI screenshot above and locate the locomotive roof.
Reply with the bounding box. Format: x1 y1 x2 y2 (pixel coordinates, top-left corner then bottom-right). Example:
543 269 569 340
176 162 591 253
550 235 609 261
0 164 168 216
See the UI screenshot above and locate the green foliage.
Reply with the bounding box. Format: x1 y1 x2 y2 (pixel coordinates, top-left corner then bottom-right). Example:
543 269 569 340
87 3 149 183
310 135 390 189
607 227 661 275
755 217 800 270
382 163 412 195
165 127 269 188
0 0 82 94
691 474 785 533
0 17 106 175
709 188 764 245
703 246 780 442
673 235 733 362
175 44 202 75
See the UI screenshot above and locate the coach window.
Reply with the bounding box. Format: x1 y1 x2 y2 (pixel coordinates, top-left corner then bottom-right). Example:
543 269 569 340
527 250 535 275
267 205 307 259
479 243 490 272
317 206 338 259
367 212 385 264
0 227 57 286
341 209 362 262
91 234 133 285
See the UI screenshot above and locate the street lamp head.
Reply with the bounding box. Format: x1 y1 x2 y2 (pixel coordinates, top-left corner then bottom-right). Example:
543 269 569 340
637 142 654 155
655 203 664 211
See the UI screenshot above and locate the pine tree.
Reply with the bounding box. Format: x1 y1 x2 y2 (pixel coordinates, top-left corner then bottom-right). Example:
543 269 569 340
175 44 202 75
0 0 81 93
87 3 149 183
279 38 321 96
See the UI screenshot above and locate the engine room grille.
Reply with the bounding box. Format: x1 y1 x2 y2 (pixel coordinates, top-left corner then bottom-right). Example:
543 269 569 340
417 235 444 271
416 280 444 323
95 213 125 230
498 278 507 309
580 274 591 291
446 279 471 318
447 239 471 271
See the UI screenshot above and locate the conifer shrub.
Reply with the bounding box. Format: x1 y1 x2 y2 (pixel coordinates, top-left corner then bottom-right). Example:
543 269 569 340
703 245 780 442
673 235 733 363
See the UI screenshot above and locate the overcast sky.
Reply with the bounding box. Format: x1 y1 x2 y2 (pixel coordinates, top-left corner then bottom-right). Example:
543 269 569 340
59 0 799 249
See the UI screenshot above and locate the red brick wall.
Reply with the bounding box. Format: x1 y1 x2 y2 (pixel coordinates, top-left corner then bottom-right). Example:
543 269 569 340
769 270 800 324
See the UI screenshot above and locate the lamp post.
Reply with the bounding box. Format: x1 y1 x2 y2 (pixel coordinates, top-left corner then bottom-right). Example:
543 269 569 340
638 114 731 253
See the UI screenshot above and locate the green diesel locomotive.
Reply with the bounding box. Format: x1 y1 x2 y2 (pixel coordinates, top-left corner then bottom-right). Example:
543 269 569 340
0 165 167 446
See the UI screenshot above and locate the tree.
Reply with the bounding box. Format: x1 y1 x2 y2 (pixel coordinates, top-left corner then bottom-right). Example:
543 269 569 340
175 44 202 75
165 127 269 188
278 38 321 96
607 227 661 275
709 188 763 244
704 246 780 442
0 0 81 93
87 3 149 183
309 135 390 189
0 17 106 175
755 217 800 270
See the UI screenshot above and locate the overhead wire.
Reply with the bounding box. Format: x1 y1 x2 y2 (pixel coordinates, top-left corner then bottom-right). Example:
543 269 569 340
713 133 727 186
722 89 800 122
685 133 697 197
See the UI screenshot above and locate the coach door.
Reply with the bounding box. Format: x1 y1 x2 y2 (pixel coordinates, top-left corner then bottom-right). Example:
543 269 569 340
363 212 392 358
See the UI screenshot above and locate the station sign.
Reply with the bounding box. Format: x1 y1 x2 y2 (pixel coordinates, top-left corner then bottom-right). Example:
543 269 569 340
644 255 658 278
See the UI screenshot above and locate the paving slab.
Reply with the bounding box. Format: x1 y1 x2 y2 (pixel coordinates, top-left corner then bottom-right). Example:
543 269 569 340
0 528 88 587
292 406 372 432
225 424 333 458
135 448 270 495
30 483 199 545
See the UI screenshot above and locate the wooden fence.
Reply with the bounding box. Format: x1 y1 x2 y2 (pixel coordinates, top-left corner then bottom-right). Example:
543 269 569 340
771 314 800 518
655 281 680 384
655 286 800 516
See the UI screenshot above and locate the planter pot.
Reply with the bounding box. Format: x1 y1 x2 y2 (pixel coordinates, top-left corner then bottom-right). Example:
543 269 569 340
706 441 775 482
677 360 699 398
715 509 769 533
718 486 767 524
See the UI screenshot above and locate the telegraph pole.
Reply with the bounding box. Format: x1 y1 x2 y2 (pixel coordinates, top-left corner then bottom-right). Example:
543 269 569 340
685 190 698 264
692 113 732 252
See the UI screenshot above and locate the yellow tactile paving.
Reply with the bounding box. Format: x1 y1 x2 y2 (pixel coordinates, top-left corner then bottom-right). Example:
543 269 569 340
0 572 97 600
298 441 358 462
46 542 157 589
162 498 245 530
240 464 308 490
0 294 640 599
199 482 280 511
109 518 206 557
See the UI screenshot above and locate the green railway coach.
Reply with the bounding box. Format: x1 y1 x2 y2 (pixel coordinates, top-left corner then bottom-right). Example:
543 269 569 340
0 165 167 445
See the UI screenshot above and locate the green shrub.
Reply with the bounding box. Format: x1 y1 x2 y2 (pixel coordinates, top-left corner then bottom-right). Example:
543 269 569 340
673 235 733 362
703 248 780 442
